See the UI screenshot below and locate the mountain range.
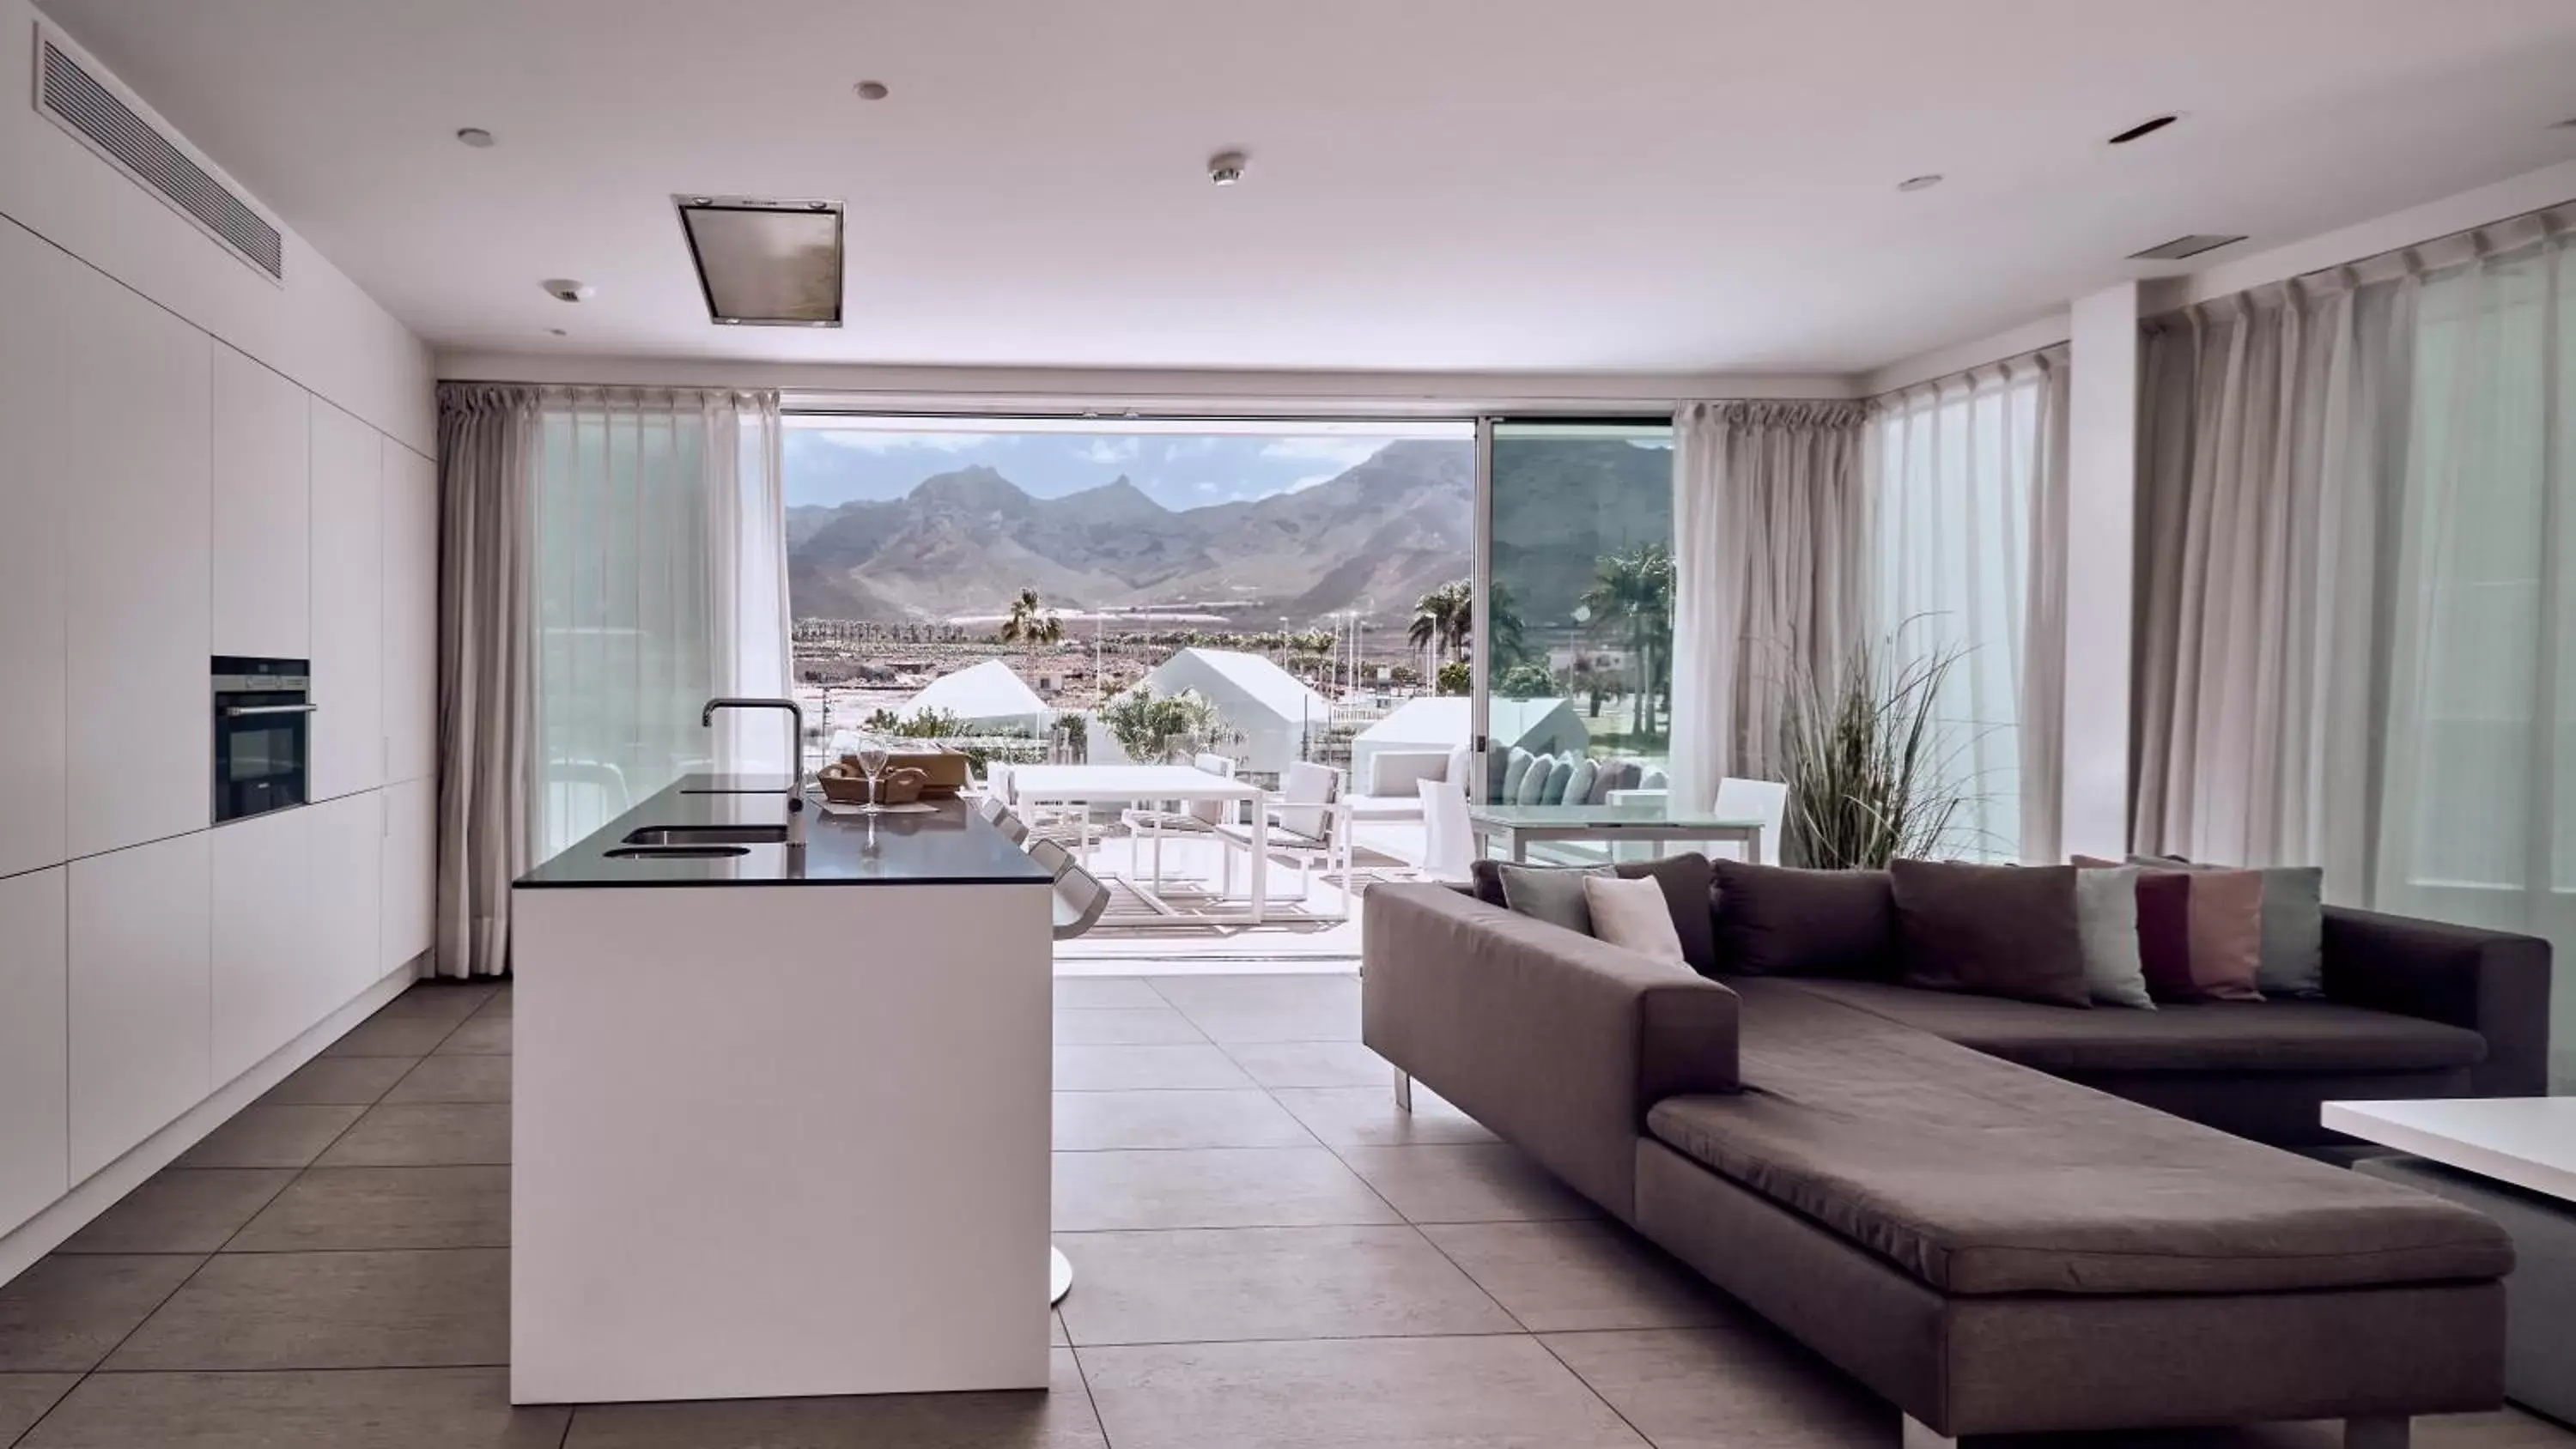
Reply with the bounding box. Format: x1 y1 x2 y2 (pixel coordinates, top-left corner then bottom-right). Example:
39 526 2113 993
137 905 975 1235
786 438 1668 629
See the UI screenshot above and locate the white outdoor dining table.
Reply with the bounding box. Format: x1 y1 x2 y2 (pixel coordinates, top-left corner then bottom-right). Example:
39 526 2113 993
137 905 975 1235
1006 765 1271 925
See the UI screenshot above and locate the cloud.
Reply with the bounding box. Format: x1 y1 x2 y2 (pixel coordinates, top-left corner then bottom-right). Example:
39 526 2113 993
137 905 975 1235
1260 437 1382 469
1194 481 1222 494
1083 438 1139 464
1287 472 1338 493
811 430 987 454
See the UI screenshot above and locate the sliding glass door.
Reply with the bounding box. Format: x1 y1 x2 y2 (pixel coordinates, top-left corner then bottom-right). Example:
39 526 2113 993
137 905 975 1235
1475 420 1676 803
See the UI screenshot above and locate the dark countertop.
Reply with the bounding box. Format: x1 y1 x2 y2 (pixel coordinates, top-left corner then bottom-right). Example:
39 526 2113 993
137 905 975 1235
515 774 1054 889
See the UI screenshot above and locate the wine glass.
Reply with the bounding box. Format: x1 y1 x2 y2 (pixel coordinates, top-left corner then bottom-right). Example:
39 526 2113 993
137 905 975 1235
854 738 892 814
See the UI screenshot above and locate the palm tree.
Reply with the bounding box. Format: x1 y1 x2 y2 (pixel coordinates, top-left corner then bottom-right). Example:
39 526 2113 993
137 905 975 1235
996 587 1064 684
1578 543 1675 736
1408 581 1473 667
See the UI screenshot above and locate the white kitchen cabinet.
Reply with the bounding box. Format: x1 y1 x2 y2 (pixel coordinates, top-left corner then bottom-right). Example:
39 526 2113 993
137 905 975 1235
61 250 211 860
0 221 71 878
381 441 438 785
309 402 383 801
0 867 69 1237
209 805 313 1086
381 775 434 975
311 790 385 1008
210 343 311 658
69 832 211 1181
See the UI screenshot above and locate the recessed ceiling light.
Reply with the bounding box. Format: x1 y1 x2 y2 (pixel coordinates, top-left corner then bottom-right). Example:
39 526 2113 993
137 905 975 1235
455 127 495 149
1896 173 1943 192
1208 150 1247 186
854 81 890 101
2109 114 2181 145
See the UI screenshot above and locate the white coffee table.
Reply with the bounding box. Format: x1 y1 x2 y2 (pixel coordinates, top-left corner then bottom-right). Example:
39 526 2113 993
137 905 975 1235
2320 1097 2576 1203
2324 1096 2576 1425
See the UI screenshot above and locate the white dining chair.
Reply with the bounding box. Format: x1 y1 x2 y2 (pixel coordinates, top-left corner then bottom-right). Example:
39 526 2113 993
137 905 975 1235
1120 752 1236 888
1712 776 1789 865
1218 761 1351 900
1415 778 1473 882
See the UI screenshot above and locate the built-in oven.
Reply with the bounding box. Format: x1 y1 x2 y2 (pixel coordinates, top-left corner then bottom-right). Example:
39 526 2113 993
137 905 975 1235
211 656 313 824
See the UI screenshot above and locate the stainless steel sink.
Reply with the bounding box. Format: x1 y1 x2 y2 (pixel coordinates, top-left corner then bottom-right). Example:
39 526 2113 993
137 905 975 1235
603 845 751 860
622 825 791 846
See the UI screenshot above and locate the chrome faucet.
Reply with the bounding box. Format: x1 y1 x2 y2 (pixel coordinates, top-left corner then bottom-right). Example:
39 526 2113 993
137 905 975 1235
701 698 807 847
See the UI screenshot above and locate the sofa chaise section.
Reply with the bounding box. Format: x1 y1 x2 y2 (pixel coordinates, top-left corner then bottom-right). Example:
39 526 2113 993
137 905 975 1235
1359 883 1740 1217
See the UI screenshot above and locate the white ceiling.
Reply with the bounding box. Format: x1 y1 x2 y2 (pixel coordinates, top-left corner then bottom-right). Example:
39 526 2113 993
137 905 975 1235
39 0 2576 376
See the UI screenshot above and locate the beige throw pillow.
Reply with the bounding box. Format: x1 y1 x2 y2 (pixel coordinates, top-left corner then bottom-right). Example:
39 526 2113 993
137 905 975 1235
1583 875 1689 967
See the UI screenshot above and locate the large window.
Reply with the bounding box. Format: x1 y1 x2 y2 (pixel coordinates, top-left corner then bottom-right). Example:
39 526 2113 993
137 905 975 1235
1483 421 1677 799
781 415 1473 784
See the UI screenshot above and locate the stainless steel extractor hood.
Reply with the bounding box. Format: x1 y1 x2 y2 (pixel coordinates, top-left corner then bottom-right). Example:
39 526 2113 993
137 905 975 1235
674 196 844 327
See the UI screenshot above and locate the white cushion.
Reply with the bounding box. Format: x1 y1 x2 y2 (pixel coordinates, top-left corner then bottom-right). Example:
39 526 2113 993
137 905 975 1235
1582 876 1689 968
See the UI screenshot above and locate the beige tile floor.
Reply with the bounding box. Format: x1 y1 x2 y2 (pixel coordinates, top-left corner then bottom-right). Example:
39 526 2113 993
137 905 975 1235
0 972 2567 1447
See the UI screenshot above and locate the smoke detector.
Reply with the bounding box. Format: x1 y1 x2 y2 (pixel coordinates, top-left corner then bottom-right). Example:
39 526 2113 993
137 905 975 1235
1208 150 1247 186
540 278 597 302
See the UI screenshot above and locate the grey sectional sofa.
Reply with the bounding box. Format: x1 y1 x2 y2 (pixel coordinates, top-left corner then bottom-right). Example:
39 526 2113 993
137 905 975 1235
1361 869 2549 1446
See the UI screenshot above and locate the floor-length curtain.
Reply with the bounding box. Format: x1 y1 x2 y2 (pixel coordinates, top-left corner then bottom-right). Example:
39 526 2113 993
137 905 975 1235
1865 347 2070 862
532 388 790 861
432 383 788 978
434 385 539 979
2135 201 2573 1087
2134 274 2414 892
1668 401 1868 814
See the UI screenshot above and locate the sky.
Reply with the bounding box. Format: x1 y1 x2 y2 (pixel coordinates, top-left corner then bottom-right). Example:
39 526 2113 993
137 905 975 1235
781 425 1469 512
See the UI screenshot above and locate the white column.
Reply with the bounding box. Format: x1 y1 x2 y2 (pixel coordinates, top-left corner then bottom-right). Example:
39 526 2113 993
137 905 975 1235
2062 282 2140 859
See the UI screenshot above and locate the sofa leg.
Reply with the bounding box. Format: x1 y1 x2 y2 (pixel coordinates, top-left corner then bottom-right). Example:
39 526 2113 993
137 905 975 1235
1899 1415 1956 1448
1392 1067 1413 1112
2345 1417 2409 1449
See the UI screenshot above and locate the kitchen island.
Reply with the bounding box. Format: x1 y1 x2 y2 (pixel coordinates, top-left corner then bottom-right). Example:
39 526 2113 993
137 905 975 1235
509 773 1056 1405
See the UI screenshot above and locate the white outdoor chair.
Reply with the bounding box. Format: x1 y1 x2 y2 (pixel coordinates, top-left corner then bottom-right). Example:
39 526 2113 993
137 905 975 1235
1712 776 1789 865
1415 778 1473 882
1216 761 1352 901
1119 753 1236 888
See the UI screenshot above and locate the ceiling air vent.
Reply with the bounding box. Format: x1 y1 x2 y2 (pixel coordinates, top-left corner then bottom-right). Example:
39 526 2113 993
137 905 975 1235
32 22 283 283
674 196 844 327
2128 233 2248 263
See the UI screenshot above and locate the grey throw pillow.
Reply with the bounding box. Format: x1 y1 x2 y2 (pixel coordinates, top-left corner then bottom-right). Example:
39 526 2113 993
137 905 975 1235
1497 863 1609 935
2129 856 2324 997
2074 865 2155 1009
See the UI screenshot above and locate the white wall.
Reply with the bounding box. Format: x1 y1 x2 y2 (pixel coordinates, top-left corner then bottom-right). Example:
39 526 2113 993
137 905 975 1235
0 6 439 1267
2062 283 2141 861
0 4 431 454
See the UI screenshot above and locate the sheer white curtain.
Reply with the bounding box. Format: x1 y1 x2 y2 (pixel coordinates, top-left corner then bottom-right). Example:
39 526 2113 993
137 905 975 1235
2375 211 2575 989
2136 202 2573 1086
1865 347 2069 862
1668 401 1868 815
532 388 789 860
